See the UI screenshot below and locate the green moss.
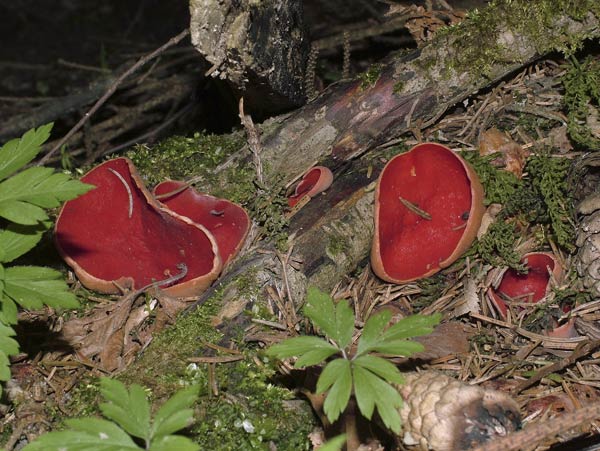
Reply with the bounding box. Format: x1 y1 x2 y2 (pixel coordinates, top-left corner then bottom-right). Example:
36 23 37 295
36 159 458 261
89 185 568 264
462 151 522 205
118 293 223 397
126 130 245 192
476 220 525 270
526 153 575 252
359 64 383 90
128 131 245 183
189 354 314 450
562 55 600 149
432 0 600 82
252 176 289 250
326 233 349 257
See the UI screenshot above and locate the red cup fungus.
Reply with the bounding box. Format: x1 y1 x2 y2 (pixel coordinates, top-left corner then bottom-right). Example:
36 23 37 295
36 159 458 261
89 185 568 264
287 166 333 207
55 158 222 297
487 252 575 337
371 143 485 283
153 180 250 268
487 252 562 319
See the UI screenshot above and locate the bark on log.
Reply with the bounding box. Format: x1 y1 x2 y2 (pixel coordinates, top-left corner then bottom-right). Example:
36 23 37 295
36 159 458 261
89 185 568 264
189 0 309 114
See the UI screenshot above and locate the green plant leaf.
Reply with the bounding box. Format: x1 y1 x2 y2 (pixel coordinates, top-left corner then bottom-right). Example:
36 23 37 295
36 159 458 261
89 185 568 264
0 320 19 381
381 313 442 341
356 309 392 356
0 295 18 325
149 435 200 451
318 359 352 423
0 123 52 181
352 365 403 434
317 434 347 451
0 167 94 209
3 266 79 310
304 286 354 348
353 355 404 385
0 223 48 263
0 200 47 225
370 339 424 356
21 418 140 451
152 385 198 438
99 379 151 442
294 346 340 368
266 335 337 360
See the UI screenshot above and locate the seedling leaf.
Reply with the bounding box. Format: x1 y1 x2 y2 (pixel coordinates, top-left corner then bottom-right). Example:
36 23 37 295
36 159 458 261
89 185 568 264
304 287 354 348
3 266 79 310
353 355 404 385
319 359 352 423
152 385 198 438
21 418 139 451
267 335 337 360
352 365 403 433
0 123 52 181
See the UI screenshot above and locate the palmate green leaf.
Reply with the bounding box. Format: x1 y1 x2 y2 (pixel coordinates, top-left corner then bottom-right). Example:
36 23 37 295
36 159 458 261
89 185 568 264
317 359 352 423
0 167 94 209
352 365 403 434
266 335 337 361
3 266 79 310
353 355 404 385
152 385 198 438
149 435 200 451
0 222 49 263
99 378 151 442
0 123 52 181
21 417 140 451
381 313 442 341
294 346 340 368
304 286 354 348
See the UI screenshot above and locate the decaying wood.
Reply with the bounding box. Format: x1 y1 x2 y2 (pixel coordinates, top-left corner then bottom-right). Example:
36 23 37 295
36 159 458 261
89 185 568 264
189 0 308 113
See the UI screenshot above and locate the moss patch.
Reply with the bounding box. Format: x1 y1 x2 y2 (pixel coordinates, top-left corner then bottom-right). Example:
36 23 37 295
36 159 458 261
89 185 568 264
431 0 600 82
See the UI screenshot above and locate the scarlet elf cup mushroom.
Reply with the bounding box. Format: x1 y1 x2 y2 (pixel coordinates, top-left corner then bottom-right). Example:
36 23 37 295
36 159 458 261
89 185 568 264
55 158 221 297
371 143 485 283
487 252 563 319
287 166 333 207
153 180 250 268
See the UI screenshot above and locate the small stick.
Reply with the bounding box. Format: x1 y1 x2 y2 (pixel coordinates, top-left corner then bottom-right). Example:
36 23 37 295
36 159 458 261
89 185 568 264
107 168 134 218
399 196 431 220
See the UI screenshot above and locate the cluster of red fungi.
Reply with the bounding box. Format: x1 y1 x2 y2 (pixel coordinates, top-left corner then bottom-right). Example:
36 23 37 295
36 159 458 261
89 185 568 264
55 143 570 336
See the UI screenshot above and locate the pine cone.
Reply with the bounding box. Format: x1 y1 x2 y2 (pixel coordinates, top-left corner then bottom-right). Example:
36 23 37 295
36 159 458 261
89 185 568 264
576 192 600 299
398 371 520 451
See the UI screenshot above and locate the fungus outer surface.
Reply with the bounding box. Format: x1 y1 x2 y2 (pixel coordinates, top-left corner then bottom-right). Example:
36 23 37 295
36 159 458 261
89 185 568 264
55 158 221 295
372 143 484 282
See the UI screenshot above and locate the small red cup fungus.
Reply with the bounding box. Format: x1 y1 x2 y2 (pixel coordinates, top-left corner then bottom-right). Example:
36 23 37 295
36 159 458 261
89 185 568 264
55 158 222 297
371 143 485 283
287 166 333 207
487 252 563 319
153 180 250 268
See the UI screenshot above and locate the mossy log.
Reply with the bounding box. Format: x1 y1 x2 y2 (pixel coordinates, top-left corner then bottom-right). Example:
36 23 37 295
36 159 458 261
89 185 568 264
124 0 600 409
